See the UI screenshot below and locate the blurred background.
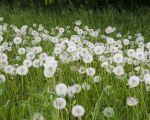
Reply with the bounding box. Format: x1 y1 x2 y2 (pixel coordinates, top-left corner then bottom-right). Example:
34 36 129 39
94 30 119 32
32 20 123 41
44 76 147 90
0 0 149 39
0 0 150 10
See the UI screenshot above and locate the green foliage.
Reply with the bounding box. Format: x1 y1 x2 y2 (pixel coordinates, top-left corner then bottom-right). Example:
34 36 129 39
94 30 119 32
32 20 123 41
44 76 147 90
0 0 150 9
44 0 54 5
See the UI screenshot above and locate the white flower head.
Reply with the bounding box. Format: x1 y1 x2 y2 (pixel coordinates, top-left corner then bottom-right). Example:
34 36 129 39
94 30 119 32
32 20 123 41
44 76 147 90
144 74 150 85
18 48 26 55
0 74 6 83
67 86 76 97
0 17 4 22
135 51 145 61
103 107 114 118
23 59 32 68
93 75 101 83
79 66 86 74
128 76 140 88
113 53 124 64
105 26 116 34
44 68 55 78
32 59 43 68
127 97 138 107
83 54 93 64
72 105 85 117
82 82 90 90
53 97 66 110
94 46 105 55
75 20 81 26
0 36 3 42
55 83 67 97
127 49 135 57
16 65 28 76
33 113 44 120
86 67 95 76
13 37 22 45
113 66 124 76
4 65 15 74
72 84 81 93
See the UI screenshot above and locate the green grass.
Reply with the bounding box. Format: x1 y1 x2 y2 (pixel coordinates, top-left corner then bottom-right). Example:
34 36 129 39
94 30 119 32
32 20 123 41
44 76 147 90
0 6 150 120
0 6 150 39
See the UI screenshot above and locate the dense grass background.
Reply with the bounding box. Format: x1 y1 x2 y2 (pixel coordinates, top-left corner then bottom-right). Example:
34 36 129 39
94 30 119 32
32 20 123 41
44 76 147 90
0 6 150 40
0 5 150 120
1 0 150 9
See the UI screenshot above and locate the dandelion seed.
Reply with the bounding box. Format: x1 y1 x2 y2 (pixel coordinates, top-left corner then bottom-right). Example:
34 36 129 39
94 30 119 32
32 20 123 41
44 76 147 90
0 35 3 42
103 107 114 118
73 84 81 93
113 53 124 64
75 20 81 26
13 37 22 45
33 113 44 120
113 66 124 76
86 67 95 76
128 76 140 88
127 97 138 106
0 74 6 83
16 65 28 76
144 74 150 85
53 97 66 110
82 82 90 90
135 51 145 61
4 65 15 74
18 48 26 55
55 83 67 97
93 75 101 83
83 54 93 63
72 105 85 117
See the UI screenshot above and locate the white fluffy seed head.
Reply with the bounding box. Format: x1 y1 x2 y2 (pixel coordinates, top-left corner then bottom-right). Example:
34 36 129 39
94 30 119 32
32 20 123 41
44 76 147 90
86 67 95 76
67 86 76 97
113 53 123 64
16 65 28 76
83 54 93 64
13 37 22 45
55 83 67 97
103 107 114 118
23 59 32 68
144 74 150 85
94 46 105 55
93 75 101 83
33 113 44 120
44 68 55 78
79 66 86 74
82 82 90 90
0 35 3 42
72 105 85 117
135 51 145 61
32 59 43 68
113 66 124 76
4 65 15 74
128 76 140 88
53 97 66 110
73 84 81 93
127 97 138 107
18 48 26 55
0 74 6 83
127 49 135 57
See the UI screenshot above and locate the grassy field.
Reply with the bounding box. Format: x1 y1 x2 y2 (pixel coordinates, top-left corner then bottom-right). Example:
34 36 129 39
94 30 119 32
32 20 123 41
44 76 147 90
0 6 150 38
0 6 150 120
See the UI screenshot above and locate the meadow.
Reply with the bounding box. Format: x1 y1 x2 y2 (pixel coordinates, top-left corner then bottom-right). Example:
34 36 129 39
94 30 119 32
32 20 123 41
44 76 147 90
0 6 150 120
